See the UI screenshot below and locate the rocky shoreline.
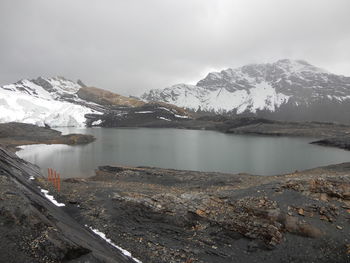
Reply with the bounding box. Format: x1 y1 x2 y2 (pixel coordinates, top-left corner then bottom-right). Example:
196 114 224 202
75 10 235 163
311 136 350 151
0 122 95 151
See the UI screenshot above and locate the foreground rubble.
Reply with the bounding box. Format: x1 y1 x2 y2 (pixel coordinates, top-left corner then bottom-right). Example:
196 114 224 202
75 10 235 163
53 165 350 263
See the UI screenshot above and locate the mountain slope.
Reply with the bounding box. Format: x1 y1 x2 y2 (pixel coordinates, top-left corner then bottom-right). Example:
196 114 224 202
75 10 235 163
141 59 350 123
77 86 145 107
0 77 99 127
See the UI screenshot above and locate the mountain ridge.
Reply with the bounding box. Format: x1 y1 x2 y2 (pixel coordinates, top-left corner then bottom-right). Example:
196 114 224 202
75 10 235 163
0 76 191 127
141 59 350 123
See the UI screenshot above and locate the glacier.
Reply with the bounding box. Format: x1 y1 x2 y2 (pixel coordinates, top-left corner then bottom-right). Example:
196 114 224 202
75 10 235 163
0 77 98 127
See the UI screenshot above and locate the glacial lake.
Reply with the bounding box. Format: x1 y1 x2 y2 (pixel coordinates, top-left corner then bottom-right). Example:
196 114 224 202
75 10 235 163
17 127 350 178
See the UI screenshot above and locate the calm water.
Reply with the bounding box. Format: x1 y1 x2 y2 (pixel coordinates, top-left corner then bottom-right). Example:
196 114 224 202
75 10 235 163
17 127 350 178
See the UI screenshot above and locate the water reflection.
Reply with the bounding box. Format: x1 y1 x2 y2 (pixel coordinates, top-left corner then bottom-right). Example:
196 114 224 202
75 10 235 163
17 128 350 178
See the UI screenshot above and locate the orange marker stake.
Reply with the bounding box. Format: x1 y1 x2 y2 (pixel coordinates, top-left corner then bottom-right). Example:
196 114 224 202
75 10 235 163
51 169 54 183
54 171 57 189
57 173 61 192
50 168 53 183
48 168 50 182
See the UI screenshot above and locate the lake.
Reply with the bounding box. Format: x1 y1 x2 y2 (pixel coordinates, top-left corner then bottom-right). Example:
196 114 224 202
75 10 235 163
17 127 350 178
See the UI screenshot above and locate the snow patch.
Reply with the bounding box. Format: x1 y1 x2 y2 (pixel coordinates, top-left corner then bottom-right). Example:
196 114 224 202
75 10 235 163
40 189 65 207
87 226 142 263
92 120 102 126
157 107 173 112
134 111 154 114
158 117 171 121
174 114 189 119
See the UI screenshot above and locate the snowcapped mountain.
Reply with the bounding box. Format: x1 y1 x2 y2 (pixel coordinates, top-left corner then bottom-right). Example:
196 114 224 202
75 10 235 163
142 59 350 123
0 76 192 128
0 77 101 127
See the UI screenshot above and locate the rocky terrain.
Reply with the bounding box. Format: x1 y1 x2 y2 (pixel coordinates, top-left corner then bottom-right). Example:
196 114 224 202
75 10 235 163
142 59 350 123
1 133 349 262
0 146 138 263
47 163 350 263
85 102 191 127
0 122 95 151
76 86 145 108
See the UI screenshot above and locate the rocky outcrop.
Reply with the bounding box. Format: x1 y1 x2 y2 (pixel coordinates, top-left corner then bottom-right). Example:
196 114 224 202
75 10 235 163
311 136 350 150
85 103 192 127
0 122 95 150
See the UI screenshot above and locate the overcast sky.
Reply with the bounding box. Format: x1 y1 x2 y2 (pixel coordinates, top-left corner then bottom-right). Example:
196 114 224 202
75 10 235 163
0 0 349 96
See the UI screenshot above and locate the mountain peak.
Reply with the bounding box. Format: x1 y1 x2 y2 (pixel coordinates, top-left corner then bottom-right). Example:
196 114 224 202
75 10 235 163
273 59 328 74
142 59 350 122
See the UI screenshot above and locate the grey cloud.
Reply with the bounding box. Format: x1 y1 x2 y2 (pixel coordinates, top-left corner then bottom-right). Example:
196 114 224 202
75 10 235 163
0 0 349 95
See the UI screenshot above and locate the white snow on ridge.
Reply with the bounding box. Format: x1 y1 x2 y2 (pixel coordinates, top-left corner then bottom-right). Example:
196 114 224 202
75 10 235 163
40 189 65 207
142 59 344 114
276 59 329 75
158 117 171 121
174 114 189 119
2 80 52 100
151 82 289 114
45 77 81 94
241 82 289 113
92 120 103 126
0 79 96 127
87 226 142 263
151 84 207 111
135 111 154 114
